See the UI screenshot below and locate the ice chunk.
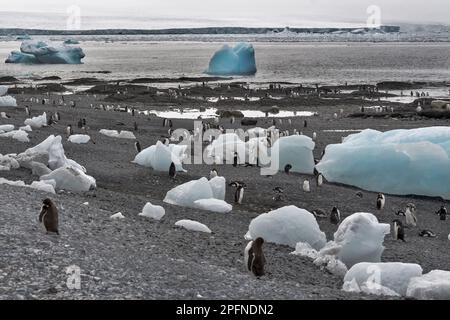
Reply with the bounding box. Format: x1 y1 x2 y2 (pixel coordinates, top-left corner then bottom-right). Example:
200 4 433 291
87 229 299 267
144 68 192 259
139 202 166 220
40 167 96 192
272 135 315 174
0 177 55 194
291 242 320 260
175 219 212 233
19 125 32 132
99 129 135 139
24 112 47 128
205 133 246 164
0 125 14 132
246 205 327 250
164 177 214 208
344 262 423 296
133 141 186 172
320 212 390 268
110 212 125 219
316 127 450 199
68 134 91 144
194 199 232 213
0 130 29 142
406 270 450 300
313 255 348 277
0 96 17 107
207 42 257 75
0 86 8 96
208 176 226 200
5 41 85 64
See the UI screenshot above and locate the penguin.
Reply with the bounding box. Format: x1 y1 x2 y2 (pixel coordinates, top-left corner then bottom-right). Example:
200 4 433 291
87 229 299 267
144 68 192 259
39 198 59 235
169 162 176 179
376 193 385 210
134 141 142 153
209 168 218 179
395 209 406 216
66 125 73 137
162 118 168 127
134 121 138 131
303 180 310 192
229 181 245 204
82 118 86 126
233 152 238 167
330 206 341 225
316 173 323 187
355 191 364 198
303 120 308 128
54 111 60 121
312 209 328 219
405 203 418 227
392 219 405 242
1 112 10 119
244 237 266 277
333 113 338 119
436 205 447 221
77 119 83 129
25 106 31 117
419 230 436 238
163 137 170 146
272 187 284 201
284 164 292 175
312 132 317 141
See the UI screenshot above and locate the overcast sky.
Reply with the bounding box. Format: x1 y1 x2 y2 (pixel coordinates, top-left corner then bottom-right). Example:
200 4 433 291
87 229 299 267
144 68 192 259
1 0 449 29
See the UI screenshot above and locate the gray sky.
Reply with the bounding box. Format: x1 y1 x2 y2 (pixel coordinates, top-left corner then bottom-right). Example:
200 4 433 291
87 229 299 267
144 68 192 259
1 0 449 29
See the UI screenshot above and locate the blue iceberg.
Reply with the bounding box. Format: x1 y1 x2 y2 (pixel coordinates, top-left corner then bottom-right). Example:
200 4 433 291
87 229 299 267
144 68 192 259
316 127 450 199
5 41 85 64
206 42 256 75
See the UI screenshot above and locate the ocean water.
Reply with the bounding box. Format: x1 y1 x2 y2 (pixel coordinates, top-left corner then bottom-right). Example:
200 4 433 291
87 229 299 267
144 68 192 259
0 40 449 85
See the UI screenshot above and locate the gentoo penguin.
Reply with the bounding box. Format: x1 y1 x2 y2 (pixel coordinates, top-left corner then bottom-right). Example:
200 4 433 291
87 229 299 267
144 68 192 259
229 181 245 204
303 180 310 192
77 119 83 129
405 203 418 227
209 168 218 179
330 206 341 225
25 106 31 116
66 125 73 137
419 230 436 238
39 198 59 235
436 206 447 221
333 113 338 119
312 132 317 141
163 137 170 146
134 141 142 153
169 162 176 179
162 118 168 127
312 209 328 219
303 120 308 128
244 237 266 277
233 152 238 167
376 193 385 210
316 173 323 187
392 219 405 242
284 164 292 175
54 111 60 121
134 121 138 131
355 191 364 198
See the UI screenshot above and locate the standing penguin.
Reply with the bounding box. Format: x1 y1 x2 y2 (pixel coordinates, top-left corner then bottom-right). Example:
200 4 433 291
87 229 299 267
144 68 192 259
169 162 177 179
25 106 31 117
376 193 385 210
316 173 323 187
392 219 405 242
436 205 447 221
303 120 308 128
66 125 73 137
312 132 317 141
39 199 59 235
244 237 266 277
330 206 341 225
284 164 292 175
230 182 245 204
134 141 142 153
134 121 138 132
233 152 238 167
209 168 218 179
303 180 310 192
77 119 83 129
405 203 418 227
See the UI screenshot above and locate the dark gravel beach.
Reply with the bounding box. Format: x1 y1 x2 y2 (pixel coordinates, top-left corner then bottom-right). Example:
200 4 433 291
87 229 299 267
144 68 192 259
1 80 449 299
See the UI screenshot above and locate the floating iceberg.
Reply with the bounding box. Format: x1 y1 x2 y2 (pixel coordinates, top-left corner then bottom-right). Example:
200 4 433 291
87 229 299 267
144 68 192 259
272 135 315 174
99 129 136 139
320 213 390 268
316 127 450 199
406 270 450 300
343 262 423 297
0 85 17 107
139 202 166 220
68 134 91 144
246 205 327 250
24 112 47 128
207 42 257 75
133 141 187 172
5 41 85 64
175 219 212 233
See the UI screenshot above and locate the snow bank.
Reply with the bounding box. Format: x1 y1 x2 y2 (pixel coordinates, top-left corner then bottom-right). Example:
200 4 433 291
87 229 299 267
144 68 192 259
99 129 135 139
246 206 326 250
320 213 390 268
133 141 186 172
316 127 450 199
343 262 423 296
407 270 450 300
40 166 96 192
68 134 91 144
207 42 256 75
139 202 166 220
175 219 212 233
5 40 85 64
24 112 47 128
272 135 315 174
194 199 232 213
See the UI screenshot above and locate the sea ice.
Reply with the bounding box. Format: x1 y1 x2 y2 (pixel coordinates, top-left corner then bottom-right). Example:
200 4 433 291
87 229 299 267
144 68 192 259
316 127 450 199
207 42 257 75
139 202 166 220
175 219 212 233
246 205 327 250
5 41 85 64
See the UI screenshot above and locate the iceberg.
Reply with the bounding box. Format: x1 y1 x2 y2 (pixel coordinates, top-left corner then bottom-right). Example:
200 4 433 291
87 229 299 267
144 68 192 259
175 219 212 233
68 134 91 144
316 127 450 199
0 130 29 142
99 129 136 139
320 212 390 268
40 166 96 192
5 41 85 64
194 199 232 213
0 124 14 132
133 141 187 172
406 270 450 300
206 43 257 75
205 133 247 164
272 135 315 174
343 262 423 297
246 205 327 250
24 112 47 128
0 177 55 194
139 202 166 220
0 85 17 107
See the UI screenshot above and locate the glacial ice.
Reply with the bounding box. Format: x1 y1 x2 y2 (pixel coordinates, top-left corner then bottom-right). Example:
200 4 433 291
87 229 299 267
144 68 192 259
208 176 226 200
0 130 29 142
40 166 96 192
110 212 125 219
175 219 212 233
272 135 315 174
316 127 450 199
194 199 232 213
0 177 55 194
246 205 327 250
343 262 423 296
139 202 166 220
406 270 450 300
205 133 247 164
0 85 17 107
0 86 8 96
0 124 15 132
320 213 390 268
5 41 85 64
99 129 136 139
207 42 257 75
68 134 91 144
133 141 187 172
24 112 47 128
